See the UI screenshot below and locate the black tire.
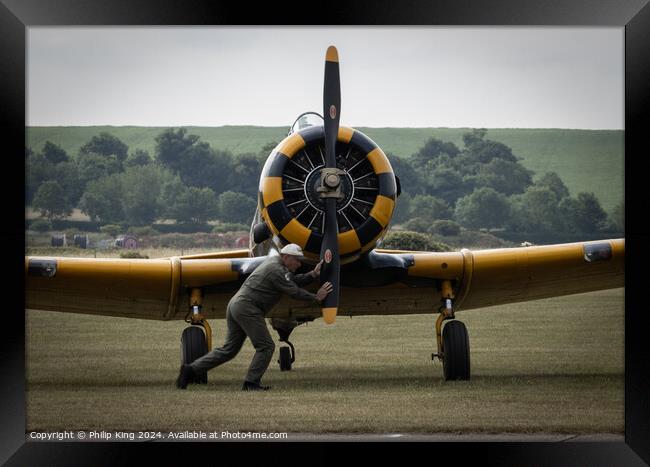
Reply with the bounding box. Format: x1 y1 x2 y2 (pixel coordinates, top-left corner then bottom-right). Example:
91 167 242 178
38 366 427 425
442 320 470 381
278 346 292 371
181 326 208 384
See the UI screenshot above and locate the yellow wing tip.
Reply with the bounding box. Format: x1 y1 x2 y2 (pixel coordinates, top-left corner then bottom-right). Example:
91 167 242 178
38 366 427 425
322 307 338 324
326 46 339 63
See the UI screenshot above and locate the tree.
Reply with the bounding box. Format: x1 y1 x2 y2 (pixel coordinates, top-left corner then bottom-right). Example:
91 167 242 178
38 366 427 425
535 172 570 201
560 192 608 233
176 187 219 224
259 140 280 157
49 161 84 206
230 153 265 197
26 152 54 204
608 202 624 231
79 175 125 224
77 153 123 186
27 144 83 206
409 194 452 220
411 138 460 171
462 128 488 148
125 149 153 167
32 181 73 221
424 167 467 204
154 128 233 194
387 154 424 196
79 133 129 162
159 176 188 220
160 176 219 224
180 145 233 195
119 165 172 225
391 191 412 225
41 141 69 164
575 192 608 232
155 128 200 172
218 191 256 224
508 186 561 233
475 158 533 196
454 187 511 229
462 129 518 164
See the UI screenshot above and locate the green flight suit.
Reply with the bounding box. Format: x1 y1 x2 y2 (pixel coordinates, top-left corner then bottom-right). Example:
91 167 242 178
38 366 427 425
189 255 320 385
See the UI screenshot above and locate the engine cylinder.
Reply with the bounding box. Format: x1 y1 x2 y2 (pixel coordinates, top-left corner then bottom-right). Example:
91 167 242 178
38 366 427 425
258 126 397 264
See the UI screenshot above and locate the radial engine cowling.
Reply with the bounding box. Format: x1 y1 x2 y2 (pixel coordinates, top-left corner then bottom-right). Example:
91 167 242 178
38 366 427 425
258 126 398 265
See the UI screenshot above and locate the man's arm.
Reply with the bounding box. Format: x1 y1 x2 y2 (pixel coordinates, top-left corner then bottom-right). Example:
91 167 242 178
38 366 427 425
273 269 320 303
292 260 322 287
291 271 316 287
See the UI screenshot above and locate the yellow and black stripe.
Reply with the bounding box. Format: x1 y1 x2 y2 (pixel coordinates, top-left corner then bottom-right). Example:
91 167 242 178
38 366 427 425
258 126 396 264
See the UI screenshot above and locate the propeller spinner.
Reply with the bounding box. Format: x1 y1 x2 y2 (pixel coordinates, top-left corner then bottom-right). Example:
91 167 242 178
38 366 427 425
320 46 342 324
257 45 398 323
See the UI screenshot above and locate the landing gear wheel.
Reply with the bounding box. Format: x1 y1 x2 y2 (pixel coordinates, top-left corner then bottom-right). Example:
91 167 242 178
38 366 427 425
181 326 208 384
278 346 292 371
442 320 470 381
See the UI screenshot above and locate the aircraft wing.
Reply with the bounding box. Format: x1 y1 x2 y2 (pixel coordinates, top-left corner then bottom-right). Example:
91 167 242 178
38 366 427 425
308 238 624 318
25 252 262 321
377 238 624 312
25 239 624 321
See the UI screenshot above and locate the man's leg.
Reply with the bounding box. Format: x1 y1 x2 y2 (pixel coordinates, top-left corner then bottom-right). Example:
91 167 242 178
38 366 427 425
189 307 246 373
235 308 275 385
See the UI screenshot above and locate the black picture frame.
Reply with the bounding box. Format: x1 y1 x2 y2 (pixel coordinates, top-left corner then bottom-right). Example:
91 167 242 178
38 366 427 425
3 0 649 465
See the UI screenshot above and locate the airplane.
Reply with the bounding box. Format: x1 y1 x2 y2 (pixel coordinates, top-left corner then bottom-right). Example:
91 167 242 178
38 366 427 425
25 46 625 383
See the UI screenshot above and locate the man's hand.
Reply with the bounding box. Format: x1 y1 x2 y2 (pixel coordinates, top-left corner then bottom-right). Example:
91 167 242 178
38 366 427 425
311 260 324 278
316 281 333 301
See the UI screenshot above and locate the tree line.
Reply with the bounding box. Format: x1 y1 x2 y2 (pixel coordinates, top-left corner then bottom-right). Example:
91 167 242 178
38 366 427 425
26 128 623 240
389 129 623 238
26 129 265 227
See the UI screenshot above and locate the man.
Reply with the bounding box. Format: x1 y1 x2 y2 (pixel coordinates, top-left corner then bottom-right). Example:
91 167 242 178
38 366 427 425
176 243 333 391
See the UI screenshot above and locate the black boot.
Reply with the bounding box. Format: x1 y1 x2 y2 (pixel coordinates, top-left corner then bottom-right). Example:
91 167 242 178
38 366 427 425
242 381 271 391
176 364 195 389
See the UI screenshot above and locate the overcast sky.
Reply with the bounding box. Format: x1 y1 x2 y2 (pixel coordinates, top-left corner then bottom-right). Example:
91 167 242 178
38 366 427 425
27 27 623 129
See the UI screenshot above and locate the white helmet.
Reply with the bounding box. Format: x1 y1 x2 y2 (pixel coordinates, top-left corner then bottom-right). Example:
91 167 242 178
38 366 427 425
280 243 305 259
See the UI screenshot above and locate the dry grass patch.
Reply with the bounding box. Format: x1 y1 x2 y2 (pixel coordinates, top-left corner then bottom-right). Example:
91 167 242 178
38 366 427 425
26 288 623 434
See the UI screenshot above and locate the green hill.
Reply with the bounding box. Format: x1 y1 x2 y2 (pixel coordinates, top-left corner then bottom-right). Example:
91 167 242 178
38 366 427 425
26 126 624 212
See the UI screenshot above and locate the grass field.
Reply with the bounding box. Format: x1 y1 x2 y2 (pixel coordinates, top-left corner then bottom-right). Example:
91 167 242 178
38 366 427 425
26 246 218 259
27 126 624 211
25 288 624 435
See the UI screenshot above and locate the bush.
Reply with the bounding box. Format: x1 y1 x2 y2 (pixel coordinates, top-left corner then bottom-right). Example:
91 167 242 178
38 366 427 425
379 231 451 252
127 225 159 237
212 222 249 233
428 219 461 237
428 229 517 250
402 217 431 233
152 223 213 234
50 219 101 232
30 219 52 232
100 224 122 237
142 233 228 249
119 251 149 259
